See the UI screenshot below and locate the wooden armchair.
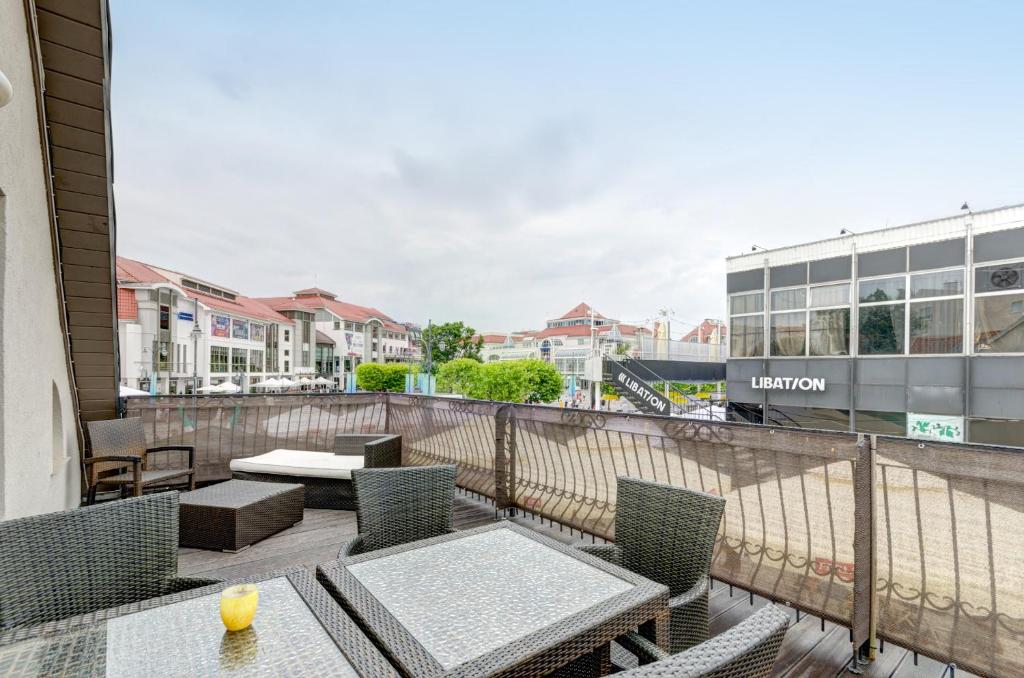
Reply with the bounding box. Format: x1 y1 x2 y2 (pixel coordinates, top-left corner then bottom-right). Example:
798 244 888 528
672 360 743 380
84 417 195 505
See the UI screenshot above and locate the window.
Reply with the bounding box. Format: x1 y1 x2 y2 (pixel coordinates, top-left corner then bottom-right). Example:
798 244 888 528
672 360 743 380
911 270 963 298
771 288 806 311
975 261 1024 353
249 349 264 373
859 276 908 355
284 330 290 342
910 298 963 353
770 311 805 356
729 292 764 357
231 348 247 373
334 320 341 330
284 349 290 357
210 346 229 373
859 304 905 354
809 308 850 356
284 360 290 372
858 277 906 303
810 283 849 308
730 316 764 357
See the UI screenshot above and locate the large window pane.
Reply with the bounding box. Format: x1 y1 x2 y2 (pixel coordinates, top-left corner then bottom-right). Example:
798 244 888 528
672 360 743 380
909 299 963 353
231 348 247 373
730 292 763 315
975 261 1024 294
859 304 905 354
809 308 850 356
771 288 806 311
910 270 963 298
770 311 806 356
730 316 764 357
858 277 906 303
975 293 1024 352
969 418 1024 446
809 283 849 308
856 410 907 436
210 346 229 373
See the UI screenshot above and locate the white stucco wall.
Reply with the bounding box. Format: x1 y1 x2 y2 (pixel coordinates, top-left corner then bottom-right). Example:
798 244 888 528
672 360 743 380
0 3 82 519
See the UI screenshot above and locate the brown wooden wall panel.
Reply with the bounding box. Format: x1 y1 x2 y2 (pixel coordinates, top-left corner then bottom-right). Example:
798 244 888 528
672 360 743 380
72 352 115 368
63 263 112 283
43 72 103 110
61 247 109 267
57 210 108 234
45 97 104 133
40 41 104 83
76 376 115 391
35 10 103 57
70 326 113 342
64 280 111 299
76 367 115 381
54 189 107 216
49 122 105 156
80 410 118 423
69 311 113 328
35 0 103 29
66 296 112 313
61 231 110 252
54 169 107 197
77 388 116 402
72 340 115 355
52 147 106 177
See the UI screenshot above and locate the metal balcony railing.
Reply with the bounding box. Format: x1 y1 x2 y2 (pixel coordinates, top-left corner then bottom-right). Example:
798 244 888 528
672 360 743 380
123 393 1023 678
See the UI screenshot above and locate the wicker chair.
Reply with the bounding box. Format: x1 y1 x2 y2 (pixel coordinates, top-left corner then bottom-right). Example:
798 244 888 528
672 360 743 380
84 417 195 505
0 493 218 631
578 476 726 653
615 604 789 677
337 465 457 558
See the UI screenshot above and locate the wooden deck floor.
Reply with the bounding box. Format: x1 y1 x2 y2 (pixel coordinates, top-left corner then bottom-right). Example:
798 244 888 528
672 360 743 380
178 490 967 678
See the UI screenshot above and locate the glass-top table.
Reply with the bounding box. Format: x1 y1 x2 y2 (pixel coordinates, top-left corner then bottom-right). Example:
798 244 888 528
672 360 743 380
0 570 397 677
318 522 670 677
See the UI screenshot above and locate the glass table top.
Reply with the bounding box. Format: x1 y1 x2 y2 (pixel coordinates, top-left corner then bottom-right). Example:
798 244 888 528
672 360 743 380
0 577 359 677
347 527 634 670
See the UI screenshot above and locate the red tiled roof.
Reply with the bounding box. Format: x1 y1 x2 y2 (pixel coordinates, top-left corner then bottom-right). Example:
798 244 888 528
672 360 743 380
116 257 169 284
558 302 605 320
294 288 337 299
116 288 138 321
680 319 728 342
527 323 648 340
116 257 290 324
258 295 406 333
476 333 515 344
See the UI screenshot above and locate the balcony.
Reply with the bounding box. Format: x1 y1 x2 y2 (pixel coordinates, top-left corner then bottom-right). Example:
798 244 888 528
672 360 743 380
113 392 1024 677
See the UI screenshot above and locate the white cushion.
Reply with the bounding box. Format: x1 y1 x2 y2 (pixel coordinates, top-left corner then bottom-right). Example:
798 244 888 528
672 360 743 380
229 449 364 480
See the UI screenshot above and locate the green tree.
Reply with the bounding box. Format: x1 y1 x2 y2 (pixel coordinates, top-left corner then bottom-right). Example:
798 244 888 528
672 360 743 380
469 361 528 402
356 362 417 393
437 358 482 395
423 321 483 372
519 359 563 404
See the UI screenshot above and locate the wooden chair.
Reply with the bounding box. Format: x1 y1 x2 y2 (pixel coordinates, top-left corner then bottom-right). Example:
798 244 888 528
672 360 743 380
84 417 195 505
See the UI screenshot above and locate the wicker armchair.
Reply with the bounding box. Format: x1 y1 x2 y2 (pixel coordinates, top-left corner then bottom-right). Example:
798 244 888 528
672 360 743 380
0 493 218 631
578 476 726 653
84 417 195 504
337 465 457 558
615 604 789 677
333 433 403 468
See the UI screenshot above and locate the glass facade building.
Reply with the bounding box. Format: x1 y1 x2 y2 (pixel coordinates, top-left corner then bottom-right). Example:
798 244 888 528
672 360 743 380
726 203 1024 446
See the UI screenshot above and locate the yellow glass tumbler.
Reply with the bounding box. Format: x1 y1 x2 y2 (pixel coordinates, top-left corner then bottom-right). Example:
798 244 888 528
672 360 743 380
220 584 259 631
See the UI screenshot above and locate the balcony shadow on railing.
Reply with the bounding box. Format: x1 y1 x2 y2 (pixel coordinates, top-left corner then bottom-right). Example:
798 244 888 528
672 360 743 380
123 393 1023 677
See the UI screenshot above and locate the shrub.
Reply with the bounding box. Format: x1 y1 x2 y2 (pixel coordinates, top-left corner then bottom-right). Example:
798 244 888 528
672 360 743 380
356 362 417 393
437 358 483 396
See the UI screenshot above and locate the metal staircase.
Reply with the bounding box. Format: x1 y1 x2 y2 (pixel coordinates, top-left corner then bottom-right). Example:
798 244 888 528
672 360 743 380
603 356 723 420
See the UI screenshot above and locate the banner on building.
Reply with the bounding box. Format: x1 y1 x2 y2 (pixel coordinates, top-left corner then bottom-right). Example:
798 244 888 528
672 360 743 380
211 315 230 338
232 319 249 340
907 413 964 443
251 324 265 342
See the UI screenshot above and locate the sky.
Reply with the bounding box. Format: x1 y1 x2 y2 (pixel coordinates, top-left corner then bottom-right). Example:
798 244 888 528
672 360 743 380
111 1 1024 336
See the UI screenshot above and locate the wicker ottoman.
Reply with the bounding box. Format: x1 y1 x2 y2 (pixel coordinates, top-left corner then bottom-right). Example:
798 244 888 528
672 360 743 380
178 480 304 552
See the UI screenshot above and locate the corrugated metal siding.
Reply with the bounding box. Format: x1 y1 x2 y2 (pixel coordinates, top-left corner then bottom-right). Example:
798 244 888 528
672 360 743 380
34 0 118 424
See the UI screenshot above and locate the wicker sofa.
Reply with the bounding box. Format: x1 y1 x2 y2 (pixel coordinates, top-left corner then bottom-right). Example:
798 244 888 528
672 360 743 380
0 493 218 632
230 434 402 510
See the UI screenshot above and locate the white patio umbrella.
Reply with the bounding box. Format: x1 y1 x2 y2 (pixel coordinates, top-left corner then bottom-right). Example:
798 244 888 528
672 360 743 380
252 377 282 389
216 382 241 394
196 384 221 393
312 377 333 386
298 377 313 385
278 378 296 388
119 385 150 397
